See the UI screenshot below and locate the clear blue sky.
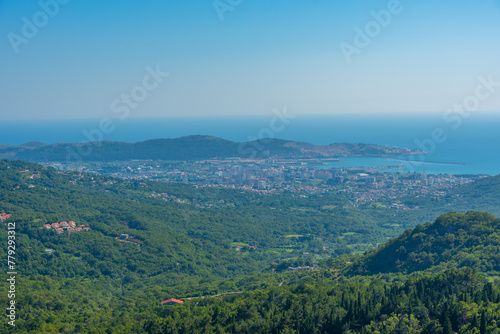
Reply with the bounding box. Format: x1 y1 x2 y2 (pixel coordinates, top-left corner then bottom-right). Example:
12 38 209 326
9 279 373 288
1 0 499 120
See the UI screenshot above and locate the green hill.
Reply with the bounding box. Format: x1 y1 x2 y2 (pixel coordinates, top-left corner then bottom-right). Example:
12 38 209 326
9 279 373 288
0 135 246 162
0 159 402 287
2 159 500 332
349 211 500 275
0 135 419 162
453 175 500 214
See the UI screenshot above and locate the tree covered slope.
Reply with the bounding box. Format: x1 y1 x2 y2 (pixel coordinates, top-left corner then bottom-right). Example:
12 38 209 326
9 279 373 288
0 159 399 287
349 211 500 275
2 160 500 332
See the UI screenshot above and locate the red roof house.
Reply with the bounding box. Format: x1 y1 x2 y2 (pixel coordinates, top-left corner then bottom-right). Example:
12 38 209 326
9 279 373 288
0 213 11 221
160 298 184 306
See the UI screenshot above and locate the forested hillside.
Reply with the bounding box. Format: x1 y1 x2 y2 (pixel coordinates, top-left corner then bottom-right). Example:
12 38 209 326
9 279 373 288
140 268 500 333
2 160 500 332
349 211 500 276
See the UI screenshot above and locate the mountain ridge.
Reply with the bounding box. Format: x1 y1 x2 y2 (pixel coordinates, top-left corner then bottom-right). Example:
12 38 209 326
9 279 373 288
0 135 424 162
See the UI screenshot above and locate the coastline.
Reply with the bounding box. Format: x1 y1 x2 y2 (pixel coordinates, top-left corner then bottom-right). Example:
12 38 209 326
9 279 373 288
387 156 467 166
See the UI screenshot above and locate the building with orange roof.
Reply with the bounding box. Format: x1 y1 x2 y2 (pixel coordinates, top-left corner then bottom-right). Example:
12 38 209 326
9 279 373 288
160 298 184 306
0 213 12 222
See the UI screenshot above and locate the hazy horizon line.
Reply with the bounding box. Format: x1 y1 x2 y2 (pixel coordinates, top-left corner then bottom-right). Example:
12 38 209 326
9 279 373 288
2 110 500 122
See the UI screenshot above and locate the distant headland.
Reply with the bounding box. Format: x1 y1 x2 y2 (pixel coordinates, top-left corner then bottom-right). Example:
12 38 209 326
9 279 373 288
0 135 426 163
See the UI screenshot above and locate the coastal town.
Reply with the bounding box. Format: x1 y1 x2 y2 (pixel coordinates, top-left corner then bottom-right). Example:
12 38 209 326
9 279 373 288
42 157 484 209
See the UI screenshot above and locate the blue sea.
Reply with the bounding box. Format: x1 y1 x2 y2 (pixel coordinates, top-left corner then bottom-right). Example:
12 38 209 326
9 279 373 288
1 112 499 175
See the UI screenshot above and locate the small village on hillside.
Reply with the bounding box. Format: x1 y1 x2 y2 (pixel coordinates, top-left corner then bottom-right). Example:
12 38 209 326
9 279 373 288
42 221 91 234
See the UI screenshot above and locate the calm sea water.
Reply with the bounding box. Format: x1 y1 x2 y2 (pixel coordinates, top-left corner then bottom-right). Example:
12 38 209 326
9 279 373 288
1 112 499 175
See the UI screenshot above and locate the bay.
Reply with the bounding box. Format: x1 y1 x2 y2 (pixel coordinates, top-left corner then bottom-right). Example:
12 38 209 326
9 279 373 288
1 112 499 175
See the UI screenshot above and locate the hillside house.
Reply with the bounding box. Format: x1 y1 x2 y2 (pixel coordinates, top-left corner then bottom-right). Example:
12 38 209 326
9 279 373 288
0 213 12 222
161 298 184 306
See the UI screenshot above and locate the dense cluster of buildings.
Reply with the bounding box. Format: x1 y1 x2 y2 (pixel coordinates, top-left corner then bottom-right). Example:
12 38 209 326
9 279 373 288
45 157 483 208
338 172 476 207
42 221 90 234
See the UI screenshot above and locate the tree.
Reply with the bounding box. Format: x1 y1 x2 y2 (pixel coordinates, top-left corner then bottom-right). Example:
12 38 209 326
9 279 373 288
443 316 453 334
480 309 487 334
